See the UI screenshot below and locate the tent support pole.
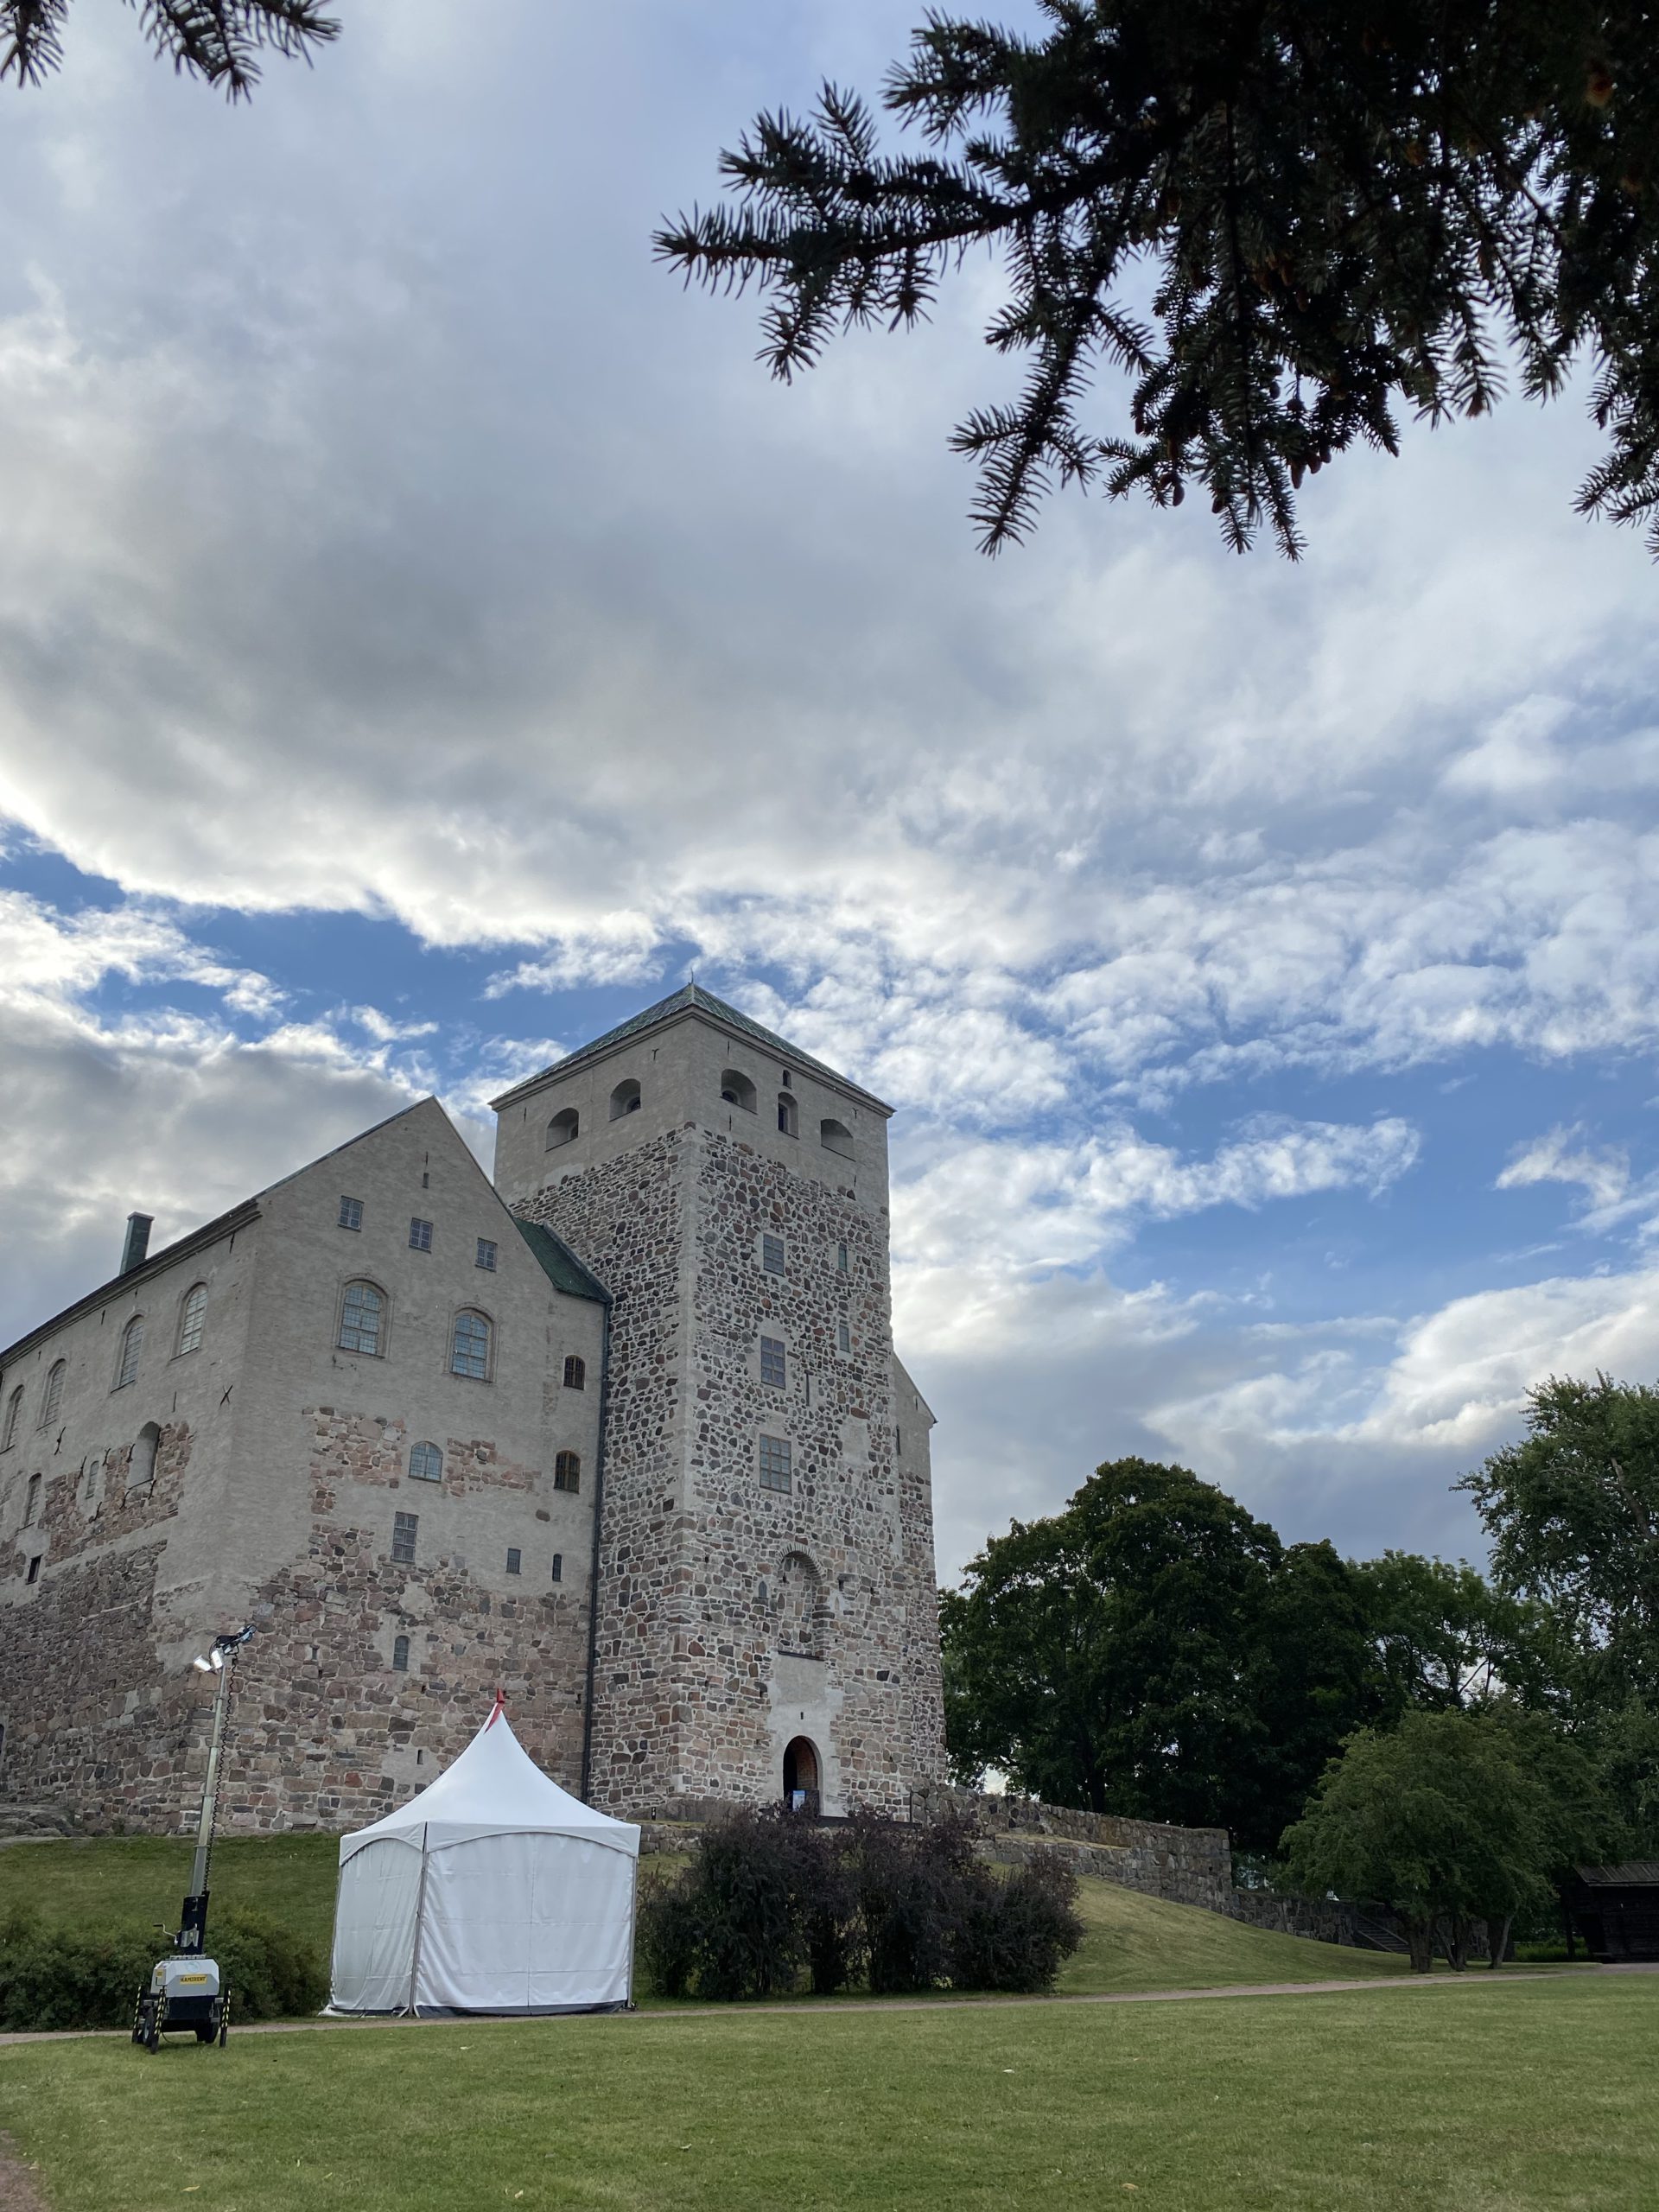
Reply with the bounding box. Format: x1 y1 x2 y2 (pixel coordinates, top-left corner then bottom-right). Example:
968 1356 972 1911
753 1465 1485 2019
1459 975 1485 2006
406 1822 431 2018
624 1858 639 2006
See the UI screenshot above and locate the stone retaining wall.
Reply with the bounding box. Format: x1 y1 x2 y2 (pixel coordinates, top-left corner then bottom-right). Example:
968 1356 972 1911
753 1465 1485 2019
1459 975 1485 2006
903 1783 1236 1912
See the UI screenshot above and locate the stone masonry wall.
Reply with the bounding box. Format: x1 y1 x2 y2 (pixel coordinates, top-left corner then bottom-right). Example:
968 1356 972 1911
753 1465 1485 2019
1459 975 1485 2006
516 1128 690 1809
521 1119 946 1820
914 1783 1233 1912
0 1407 591 1833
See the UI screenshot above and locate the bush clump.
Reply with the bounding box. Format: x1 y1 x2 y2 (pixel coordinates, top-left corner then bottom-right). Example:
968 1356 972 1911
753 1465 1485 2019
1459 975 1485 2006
638 1806 1081 2002
0 1907 327 2031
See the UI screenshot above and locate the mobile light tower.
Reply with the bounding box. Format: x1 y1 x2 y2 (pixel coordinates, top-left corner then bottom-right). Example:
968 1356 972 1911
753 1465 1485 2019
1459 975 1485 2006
131 1625 254 2054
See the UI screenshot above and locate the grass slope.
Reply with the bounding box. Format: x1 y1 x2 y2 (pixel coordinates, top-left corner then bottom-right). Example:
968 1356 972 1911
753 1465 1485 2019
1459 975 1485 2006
2 1976 1653 2211
2 1834 1407 1999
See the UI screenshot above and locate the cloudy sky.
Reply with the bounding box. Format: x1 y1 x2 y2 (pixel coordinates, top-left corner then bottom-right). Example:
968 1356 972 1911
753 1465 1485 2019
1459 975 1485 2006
3 2 1657 1583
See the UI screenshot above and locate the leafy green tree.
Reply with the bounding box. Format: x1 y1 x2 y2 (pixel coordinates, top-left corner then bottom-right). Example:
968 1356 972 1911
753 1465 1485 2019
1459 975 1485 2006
659 2 1659 557
1459 1373 1659 1708
2 2 336 99
1352 1549 1557 1714
1281 1709 1552 1970
941 1458 1374 1848
1474 1704 1631 1956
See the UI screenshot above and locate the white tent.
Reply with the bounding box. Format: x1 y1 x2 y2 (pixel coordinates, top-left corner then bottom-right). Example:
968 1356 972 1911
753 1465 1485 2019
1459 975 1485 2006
328 1701 640 2014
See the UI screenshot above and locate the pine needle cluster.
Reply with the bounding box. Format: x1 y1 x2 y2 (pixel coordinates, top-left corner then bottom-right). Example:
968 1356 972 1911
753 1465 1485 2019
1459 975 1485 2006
656 2 1659 556
3 1 338 101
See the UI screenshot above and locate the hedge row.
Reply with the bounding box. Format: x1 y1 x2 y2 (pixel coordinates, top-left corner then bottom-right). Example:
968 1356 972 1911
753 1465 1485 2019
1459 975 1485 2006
0 1908 327 2032
639 1807 1083 2001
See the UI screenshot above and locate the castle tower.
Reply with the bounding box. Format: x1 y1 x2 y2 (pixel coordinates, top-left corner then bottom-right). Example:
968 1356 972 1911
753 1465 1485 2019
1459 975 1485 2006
490 986 945 1816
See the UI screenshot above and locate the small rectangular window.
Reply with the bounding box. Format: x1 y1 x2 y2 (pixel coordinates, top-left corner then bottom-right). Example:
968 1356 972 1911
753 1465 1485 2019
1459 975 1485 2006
555 1452 581 1495
476 1237 497 1271
758 1434 791 1493
550 1552 563 1584
837 1319 850 1355
760 1336 786 1389
505 1547 521 1575
836 1241 849 1274
409 1218 433 1253
339 1196 363 1231
391 1511 418 1565
26 1554 41 1585
896 1427 903 1456
762 1233 785 1275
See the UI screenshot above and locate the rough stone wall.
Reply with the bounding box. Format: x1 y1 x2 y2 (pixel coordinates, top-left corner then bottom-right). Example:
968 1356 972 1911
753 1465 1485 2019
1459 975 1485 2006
515 1128 690 1808
914 1783 1233 1912
0 1407 592 1833
519 1119 947 1820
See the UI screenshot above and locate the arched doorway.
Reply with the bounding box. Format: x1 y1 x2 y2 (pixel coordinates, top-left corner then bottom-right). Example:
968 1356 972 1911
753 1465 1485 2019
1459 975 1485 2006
783 1736 821 1815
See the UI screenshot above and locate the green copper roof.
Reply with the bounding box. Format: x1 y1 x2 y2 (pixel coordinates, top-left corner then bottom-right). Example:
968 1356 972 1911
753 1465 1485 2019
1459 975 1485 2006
489 982 890 1114
514 1219 610 1304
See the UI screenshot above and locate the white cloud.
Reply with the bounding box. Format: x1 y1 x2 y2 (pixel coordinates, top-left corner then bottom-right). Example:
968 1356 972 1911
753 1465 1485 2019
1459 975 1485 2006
1497 1125 1630 1214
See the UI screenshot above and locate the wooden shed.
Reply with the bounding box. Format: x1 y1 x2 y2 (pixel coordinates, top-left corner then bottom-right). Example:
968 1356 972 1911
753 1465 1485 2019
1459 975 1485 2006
1567 1863 1659 1962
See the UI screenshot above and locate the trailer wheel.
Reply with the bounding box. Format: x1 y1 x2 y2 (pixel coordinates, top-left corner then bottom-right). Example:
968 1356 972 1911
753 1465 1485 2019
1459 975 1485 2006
138 1996 161 2055
130 1990 150 2047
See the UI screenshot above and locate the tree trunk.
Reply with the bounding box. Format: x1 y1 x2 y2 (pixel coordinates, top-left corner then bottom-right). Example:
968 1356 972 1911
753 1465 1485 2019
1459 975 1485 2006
1440 1914 1470 1971
1405 1917 1433 1974
1485 1914 1512 1968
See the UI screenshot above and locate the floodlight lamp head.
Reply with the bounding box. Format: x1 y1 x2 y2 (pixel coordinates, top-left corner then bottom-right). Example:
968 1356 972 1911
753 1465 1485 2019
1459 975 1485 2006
191 1656 213 1673
209 1648 225 1671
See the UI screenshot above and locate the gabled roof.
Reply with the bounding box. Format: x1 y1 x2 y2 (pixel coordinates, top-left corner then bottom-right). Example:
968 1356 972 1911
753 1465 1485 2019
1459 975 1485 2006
0 1198 262 1372
488 983 891 1116
514 1220 609 1305
1575 1861 1659 1887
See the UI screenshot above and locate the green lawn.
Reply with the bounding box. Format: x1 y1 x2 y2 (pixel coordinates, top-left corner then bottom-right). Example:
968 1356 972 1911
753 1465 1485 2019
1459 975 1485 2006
2 1833 1412 2005
0 1833 340 1955
2 1974 1652 2211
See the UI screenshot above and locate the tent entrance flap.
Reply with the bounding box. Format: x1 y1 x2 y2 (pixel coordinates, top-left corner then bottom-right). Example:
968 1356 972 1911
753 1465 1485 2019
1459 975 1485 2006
407 1821 431 2016
328 1835 424 2014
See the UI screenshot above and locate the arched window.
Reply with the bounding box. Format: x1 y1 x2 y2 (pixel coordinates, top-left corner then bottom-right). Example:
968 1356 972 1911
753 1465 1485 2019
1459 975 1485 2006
81 1452 104 1512
115 1318 143 1391
609 1077 642 1121
22 1472 41 1527
2 1388 21 1450
778 1552 826 1659
129 1423 161 1491
546 1107 580 1150
820 1117 855 1159
338 1281 385 1357
563 1355 585 1391
719 1069 757 1113
176 1284 207 1357
391 1634 410 1673
450 1310 493 1381
776 1093 798 1138
554 1451 581 1494
409 1442 443 1483
41 1361 66 1427
550 1552 563 1584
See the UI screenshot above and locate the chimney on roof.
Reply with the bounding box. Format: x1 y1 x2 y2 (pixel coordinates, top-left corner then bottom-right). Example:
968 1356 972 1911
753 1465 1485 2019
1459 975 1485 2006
120 1213 153 1275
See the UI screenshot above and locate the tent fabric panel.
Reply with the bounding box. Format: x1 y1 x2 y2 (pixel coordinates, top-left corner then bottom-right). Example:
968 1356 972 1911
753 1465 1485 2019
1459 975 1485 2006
419 1819 639 1859
329 1835 423 2012
415 1831 636 2012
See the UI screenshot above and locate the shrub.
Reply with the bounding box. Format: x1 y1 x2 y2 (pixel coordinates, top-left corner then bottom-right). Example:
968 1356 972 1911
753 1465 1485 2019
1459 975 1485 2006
637 1806 1083 2001
0 1907 326 2032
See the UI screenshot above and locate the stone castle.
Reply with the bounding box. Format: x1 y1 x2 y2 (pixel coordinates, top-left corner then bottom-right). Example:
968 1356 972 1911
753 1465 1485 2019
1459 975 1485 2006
0 986 947 1833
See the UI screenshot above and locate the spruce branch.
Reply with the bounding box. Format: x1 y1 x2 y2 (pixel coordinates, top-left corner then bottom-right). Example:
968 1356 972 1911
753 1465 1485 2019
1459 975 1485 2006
657 0 1659 557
